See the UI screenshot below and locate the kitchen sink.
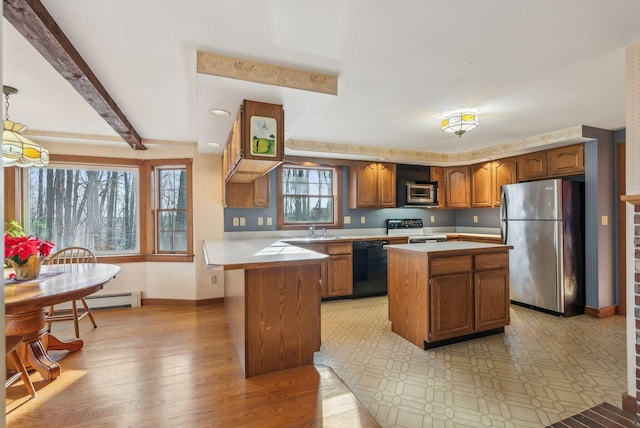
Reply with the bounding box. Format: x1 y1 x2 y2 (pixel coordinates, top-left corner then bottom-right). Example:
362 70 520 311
284 236 347 242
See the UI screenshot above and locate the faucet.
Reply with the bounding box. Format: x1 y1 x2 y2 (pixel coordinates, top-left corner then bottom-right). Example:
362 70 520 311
309 225 316 238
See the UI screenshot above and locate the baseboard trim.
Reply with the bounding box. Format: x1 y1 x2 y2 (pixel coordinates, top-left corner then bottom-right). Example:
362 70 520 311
584 305 616 318
622 392 637 416
141 297 224 306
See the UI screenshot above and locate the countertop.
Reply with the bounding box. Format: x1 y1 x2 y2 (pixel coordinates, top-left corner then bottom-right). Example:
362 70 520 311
384 241 512 255
203 239 328 270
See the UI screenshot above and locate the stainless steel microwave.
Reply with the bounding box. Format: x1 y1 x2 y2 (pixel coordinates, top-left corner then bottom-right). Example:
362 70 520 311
405 181 437 206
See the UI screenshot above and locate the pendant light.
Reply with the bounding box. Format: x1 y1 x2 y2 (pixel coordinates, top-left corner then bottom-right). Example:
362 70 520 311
3 85 49 167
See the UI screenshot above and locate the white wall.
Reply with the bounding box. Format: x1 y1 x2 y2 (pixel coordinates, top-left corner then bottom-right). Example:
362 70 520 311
43 139 225 301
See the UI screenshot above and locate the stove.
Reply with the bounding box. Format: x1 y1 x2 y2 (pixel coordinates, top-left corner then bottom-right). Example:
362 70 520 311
385 219 448 243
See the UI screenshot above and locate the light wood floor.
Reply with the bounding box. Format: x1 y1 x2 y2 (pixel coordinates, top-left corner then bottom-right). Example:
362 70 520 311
5 305 379 427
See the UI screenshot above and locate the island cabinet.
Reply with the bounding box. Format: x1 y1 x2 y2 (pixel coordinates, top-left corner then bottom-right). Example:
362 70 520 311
291 241 353 298
349 161 396 208
386 243 511 349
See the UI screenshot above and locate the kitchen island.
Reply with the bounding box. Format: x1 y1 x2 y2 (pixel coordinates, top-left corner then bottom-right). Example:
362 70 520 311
385 241 513 349
203 239 327 377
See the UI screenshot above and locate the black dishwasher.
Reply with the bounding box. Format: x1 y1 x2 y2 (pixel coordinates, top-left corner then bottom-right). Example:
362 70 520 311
352 240 388 298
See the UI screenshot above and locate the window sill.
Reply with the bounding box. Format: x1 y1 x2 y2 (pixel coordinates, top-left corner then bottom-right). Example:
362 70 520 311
96 254 194 264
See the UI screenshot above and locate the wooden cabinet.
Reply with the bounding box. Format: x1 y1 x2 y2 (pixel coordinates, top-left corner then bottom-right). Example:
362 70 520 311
224 173 270 208
293 241 352 298
517 144 584 182
349 161 396 208
223 100 284 184
430 166 446 208
445 166 471 208
547 144 584 177
517 151 547 182
387 246 511 349
491 157 517 206
471 162 492 207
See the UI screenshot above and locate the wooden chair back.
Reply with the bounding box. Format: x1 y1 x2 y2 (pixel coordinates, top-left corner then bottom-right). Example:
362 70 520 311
45 247 96 265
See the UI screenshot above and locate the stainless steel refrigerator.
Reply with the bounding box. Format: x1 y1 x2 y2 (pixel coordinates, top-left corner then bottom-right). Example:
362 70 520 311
500 179 585 316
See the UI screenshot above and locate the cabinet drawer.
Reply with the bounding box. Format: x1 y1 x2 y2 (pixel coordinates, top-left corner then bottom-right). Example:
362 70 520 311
475 252 509 271
430 255 472 275
327 242 352 255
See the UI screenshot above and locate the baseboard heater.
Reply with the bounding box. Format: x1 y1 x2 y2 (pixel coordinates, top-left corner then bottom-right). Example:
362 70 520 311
53 291 141 310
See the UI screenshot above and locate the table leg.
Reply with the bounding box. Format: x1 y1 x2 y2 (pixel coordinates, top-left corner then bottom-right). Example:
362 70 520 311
46 334 83 352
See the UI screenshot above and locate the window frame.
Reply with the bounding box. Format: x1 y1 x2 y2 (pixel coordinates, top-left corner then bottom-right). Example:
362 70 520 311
276 163 342 230
5 154 193 263
153 165 190 255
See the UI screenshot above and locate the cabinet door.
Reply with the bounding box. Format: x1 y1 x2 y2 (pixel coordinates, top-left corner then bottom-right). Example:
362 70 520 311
491 158 516 206
517 152 547 181
445 166 471 208
471 162 492 207
547 144 584 177
430 166 446 208
353 162 378 208
429 273 474 341
474 269 510 331
377 162 397 208
252 173 270 207
327 254 353 297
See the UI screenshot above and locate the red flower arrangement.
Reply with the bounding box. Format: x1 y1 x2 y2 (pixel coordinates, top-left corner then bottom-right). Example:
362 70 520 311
5 234 55 266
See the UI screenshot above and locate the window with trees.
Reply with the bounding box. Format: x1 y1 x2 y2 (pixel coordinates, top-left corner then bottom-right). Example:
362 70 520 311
278 164 341 227
11 155 194 262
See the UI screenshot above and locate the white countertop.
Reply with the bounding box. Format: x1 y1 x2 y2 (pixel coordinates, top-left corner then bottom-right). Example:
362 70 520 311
203 239 328 270
384 241 510 253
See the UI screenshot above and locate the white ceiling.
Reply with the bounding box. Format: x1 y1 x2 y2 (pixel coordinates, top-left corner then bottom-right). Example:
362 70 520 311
3 0 640 163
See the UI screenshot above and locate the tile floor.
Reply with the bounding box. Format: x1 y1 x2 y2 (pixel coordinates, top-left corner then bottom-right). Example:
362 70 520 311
314 296 627 428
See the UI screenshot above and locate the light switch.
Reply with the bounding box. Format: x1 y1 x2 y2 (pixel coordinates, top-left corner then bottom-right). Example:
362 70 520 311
344 216 351 224
257 217 264 226
266 217 273 226
360 216 366 224
601 215 608 226
232 217 239 227
239 217 246 226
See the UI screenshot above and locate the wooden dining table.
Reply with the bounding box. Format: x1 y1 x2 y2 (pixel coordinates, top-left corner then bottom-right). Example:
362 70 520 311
4 263 121 381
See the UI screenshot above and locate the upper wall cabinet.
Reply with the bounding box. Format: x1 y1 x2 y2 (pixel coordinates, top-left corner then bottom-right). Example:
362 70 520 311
547 144 584 177
517 143 584 182
491 157 517 206
349 161 396 208
223 100 285 183
445 166 471 208
471 162 492 208
430 167 446 208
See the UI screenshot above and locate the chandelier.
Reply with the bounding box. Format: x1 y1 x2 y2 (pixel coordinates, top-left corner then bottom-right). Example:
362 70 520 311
2 85 49 167
441 112 479 137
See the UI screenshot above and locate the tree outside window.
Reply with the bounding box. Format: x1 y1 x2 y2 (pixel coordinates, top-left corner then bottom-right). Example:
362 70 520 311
155 167 188 253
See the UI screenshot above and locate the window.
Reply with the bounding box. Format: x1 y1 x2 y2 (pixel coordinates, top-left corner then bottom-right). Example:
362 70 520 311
26 164 138 254
278 164 341 228
155 167 188 253
12 155 194 262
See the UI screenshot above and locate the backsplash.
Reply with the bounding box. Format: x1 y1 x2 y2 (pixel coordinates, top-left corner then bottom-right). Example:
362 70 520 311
223 168 500 232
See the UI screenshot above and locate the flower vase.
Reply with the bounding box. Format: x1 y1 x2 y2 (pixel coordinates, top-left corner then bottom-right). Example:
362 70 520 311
9 256 42 281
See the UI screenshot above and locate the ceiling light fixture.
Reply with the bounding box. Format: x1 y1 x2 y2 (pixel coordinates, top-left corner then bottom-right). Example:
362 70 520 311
3 85 49 168
441 112 478 137
209 108 231 117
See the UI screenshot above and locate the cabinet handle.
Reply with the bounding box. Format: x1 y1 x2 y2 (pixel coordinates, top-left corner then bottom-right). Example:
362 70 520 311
319 279 323 288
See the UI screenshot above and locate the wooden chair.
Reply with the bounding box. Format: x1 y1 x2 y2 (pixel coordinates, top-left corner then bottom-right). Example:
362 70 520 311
44 247 98 338
5 336 37 398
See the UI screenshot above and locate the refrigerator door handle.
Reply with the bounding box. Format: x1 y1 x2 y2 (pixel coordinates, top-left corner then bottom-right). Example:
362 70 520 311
500 189 508 243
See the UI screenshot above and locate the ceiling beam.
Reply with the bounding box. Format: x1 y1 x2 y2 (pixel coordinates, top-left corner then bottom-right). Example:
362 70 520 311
3 0 146 150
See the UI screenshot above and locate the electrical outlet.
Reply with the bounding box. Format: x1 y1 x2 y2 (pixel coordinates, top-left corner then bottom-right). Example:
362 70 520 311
232 217 239 227
258 217 264 226
360 216 366 224
266 217 273 226
210 275 217 284
601 215 608 226
430 215 435 223
344 216 351 224
473 215 478 223
239 217 246 226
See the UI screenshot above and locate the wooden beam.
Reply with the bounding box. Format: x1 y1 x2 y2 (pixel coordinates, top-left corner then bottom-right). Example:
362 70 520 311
3 0 146 150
